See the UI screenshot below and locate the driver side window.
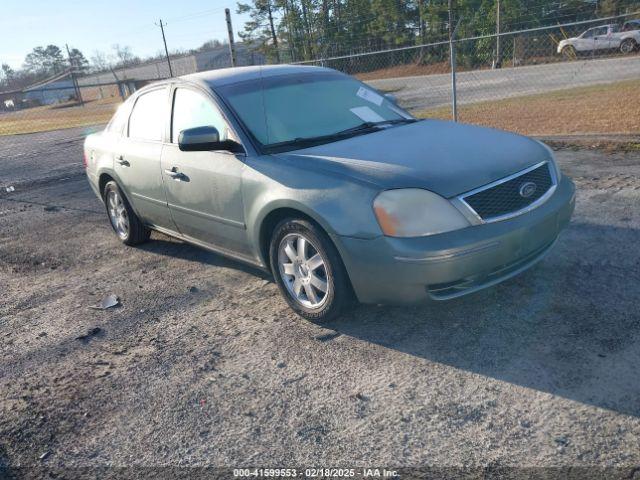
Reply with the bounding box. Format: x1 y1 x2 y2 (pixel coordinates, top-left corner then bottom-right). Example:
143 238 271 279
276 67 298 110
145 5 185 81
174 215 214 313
171 88 230 143
582 29 595 38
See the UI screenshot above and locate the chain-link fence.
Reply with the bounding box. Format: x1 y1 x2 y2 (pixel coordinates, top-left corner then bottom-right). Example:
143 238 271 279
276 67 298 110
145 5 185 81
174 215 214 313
292 12 640 135
1 12 639 139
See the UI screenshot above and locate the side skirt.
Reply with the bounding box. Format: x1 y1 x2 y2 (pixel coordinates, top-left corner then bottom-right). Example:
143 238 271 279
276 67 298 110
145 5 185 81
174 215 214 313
148 224 269 272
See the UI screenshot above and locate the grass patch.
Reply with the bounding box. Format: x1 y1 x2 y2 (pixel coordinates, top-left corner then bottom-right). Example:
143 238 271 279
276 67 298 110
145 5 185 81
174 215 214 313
416 80 640 135
0 98 121 136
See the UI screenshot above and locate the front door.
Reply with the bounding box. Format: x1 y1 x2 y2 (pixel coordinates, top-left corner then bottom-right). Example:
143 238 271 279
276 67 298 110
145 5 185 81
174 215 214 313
592 26 611 50
576 28 594 51
160 86 250 256
116 86 171 229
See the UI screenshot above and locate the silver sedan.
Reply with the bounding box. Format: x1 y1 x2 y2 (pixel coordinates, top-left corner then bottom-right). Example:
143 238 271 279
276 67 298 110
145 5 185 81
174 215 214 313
84 65 575 321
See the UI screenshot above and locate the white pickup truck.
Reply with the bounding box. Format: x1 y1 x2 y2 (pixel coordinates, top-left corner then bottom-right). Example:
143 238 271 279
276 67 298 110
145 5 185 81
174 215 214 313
558 22 640 56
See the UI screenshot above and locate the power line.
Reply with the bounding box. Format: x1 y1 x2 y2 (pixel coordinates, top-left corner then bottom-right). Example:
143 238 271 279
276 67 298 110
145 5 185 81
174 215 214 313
166 7 230 24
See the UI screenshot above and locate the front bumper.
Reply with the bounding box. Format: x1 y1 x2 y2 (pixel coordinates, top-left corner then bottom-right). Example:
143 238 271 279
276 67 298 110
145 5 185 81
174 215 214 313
332 175 576 304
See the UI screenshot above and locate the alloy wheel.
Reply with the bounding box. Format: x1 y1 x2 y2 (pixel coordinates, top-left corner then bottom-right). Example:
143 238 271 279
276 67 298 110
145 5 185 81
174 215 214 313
277 233 330 309
107 189 129 240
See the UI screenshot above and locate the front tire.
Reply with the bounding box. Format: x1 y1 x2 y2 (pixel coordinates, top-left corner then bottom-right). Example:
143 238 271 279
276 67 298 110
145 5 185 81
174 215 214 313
561 45 577 59
269 218 351 322
103 181 150 246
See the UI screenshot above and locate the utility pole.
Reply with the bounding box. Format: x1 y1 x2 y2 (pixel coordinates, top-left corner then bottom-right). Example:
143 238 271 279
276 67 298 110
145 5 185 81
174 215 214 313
65 43 84 106
448 0 458 122
156 19 174 77
494 0 502 68
225 8 237 67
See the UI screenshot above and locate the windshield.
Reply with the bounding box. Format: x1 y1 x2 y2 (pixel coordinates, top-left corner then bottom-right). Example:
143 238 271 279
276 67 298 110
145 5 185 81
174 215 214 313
217 71 414 152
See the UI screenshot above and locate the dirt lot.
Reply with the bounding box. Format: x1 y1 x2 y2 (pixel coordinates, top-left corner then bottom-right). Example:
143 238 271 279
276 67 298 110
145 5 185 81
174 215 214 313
1 129 640 478
0 98 120 136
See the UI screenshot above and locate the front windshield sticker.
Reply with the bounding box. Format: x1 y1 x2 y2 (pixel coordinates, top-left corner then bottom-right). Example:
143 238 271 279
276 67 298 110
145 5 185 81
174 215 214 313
350 106 385 123
356 87 384 106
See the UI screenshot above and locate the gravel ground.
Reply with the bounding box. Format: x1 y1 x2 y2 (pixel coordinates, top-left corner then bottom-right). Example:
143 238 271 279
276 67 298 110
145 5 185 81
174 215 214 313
1 129 640 479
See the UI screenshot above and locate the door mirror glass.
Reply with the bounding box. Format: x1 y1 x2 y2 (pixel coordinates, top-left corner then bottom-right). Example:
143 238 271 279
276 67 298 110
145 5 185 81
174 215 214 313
178 126 220 151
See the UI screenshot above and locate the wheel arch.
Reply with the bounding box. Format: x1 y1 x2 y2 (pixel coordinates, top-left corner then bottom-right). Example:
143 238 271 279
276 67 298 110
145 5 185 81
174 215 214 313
256 203 336 272
257 204 357 304
97 169 145 221
98 172 116 200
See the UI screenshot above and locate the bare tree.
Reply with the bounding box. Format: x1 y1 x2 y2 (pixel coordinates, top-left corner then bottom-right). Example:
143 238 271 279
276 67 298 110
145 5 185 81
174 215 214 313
111 44 139 67
90 50 111 72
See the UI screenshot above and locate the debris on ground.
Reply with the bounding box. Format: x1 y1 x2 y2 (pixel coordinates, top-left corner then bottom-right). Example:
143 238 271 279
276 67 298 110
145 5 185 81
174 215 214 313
75 327 102 342
89 294 120 310
39 451 51 461
5 186 15 193
43 205 60 212
188 286 199 293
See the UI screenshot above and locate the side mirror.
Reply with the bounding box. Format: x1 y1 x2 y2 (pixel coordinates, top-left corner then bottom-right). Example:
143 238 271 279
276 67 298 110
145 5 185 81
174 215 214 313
178 126 244 153
178 126 220 151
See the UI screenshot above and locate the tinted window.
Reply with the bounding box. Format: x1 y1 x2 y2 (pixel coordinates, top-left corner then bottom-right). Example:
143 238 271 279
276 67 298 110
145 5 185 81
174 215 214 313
594 27 608 36
171 88 229 143
128 89 167 141
582 29 595 38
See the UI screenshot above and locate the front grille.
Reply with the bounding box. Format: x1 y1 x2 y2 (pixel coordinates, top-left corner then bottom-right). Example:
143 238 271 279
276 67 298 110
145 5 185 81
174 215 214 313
462 163 553 220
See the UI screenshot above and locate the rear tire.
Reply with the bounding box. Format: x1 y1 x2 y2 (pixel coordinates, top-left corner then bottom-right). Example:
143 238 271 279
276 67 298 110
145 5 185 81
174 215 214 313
103 181 150 246
620 38 637 54
269 218 352 322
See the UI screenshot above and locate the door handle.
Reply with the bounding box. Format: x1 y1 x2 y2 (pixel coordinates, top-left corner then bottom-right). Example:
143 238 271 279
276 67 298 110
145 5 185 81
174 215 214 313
164 168 186 181
116 156 130 167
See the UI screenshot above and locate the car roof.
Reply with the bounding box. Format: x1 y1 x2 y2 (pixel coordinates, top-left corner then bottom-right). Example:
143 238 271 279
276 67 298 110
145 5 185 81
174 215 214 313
180 64 338 88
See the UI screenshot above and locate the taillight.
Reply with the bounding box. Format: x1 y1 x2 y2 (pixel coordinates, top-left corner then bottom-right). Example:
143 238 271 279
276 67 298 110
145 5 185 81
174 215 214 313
83 151 89 168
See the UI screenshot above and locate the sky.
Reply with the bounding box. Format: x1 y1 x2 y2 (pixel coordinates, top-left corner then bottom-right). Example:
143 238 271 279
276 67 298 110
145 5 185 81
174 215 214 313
0 0 251 69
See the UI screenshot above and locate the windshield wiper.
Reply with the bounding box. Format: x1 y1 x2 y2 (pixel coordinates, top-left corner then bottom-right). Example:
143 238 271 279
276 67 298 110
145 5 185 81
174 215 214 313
334 118 417 136
264 118 418 153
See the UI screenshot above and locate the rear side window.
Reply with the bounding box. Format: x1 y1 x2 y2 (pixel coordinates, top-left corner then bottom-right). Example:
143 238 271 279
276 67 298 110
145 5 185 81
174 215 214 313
171 88 229 143
106 100 132 134
128 89 167 141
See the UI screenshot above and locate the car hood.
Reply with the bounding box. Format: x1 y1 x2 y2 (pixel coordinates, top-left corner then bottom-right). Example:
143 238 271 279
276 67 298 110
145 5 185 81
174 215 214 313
276 119 551 198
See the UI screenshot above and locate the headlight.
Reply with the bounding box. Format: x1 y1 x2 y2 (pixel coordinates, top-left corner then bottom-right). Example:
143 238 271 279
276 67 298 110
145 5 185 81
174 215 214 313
373 188 471 237
536 140 562 180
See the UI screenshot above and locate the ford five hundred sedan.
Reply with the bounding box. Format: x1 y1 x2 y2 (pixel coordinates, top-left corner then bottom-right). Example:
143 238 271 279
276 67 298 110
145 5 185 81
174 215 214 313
84 65 575 321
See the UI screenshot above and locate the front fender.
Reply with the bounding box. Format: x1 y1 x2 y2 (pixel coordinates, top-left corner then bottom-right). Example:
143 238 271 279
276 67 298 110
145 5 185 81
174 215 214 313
242 155 383 263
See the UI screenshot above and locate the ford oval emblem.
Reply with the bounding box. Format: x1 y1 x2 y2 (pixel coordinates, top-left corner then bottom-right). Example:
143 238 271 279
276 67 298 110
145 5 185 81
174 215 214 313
519 181 537 198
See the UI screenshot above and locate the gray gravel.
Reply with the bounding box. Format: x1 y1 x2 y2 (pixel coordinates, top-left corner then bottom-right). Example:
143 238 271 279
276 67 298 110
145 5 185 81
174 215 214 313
1 129 640 478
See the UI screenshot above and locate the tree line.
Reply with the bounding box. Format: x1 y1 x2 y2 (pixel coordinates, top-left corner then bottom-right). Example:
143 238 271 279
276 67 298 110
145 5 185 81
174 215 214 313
1 0 637 91
236 0 638 62
0 38 226 91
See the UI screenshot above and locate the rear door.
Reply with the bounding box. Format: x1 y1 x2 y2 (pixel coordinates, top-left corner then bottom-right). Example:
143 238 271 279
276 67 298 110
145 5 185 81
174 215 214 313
160 85 250 255
608 24 623 49
116 86 172 229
